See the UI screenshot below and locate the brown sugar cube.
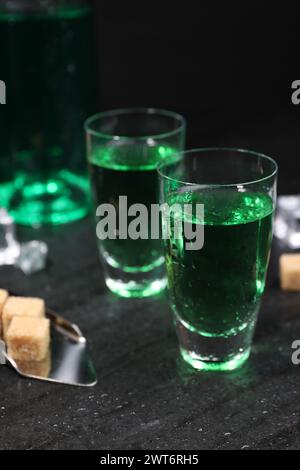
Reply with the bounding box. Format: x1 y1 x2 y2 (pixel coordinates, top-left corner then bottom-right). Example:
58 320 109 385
280 254 300 291
0 289 9 337
7 316 50 362
17 350 51 378
3 296 45 340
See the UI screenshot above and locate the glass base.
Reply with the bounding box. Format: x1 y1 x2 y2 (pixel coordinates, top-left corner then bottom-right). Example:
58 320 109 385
9 171 89 226
103 260 167 298
176 315 253 371
180 346 250 371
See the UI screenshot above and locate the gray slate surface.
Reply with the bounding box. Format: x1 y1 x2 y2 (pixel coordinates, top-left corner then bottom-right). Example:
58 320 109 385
0 218 299 450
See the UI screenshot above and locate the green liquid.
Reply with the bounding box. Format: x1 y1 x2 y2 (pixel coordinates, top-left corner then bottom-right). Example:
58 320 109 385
0 5 95 224
89 144 177 271
164 190 273 337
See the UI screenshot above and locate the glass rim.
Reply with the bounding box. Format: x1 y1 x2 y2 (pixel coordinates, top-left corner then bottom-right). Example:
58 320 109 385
84 107 186 141
157 147 278 188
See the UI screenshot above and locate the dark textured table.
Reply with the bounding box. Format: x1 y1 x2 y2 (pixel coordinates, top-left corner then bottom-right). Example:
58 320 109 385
0 216 299 450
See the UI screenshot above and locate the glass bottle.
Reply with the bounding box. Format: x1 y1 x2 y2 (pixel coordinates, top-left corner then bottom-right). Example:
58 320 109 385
0 0 96 225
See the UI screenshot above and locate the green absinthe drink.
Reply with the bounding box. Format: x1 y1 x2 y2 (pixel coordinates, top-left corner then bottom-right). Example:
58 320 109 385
159 148 277 371
89 143 177 296
165 191 273 355
0 1 95 224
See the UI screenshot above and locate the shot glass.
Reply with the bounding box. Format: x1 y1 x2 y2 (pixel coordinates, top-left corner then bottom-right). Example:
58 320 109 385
158 148 278 371
85 108 186 298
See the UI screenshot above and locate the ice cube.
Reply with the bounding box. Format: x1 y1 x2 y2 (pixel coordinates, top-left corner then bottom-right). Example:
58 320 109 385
16 241 48 275
0 209 20 265
274 195 300 248
0 208 48 274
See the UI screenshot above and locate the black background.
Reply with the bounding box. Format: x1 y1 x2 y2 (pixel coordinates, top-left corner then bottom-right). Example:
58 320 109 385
92 0 299 194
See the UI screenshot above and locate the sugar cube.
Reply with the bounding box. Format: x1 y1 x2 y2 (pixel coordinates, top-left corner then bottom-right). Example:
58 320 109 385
7 316 50 362
2 296 45 340
17 351 51 378
280 254 300 291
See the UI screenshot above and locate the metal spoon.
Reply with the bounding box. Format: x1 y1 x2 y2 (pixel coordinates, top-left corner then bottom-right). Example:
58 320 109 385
0 308 97 387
